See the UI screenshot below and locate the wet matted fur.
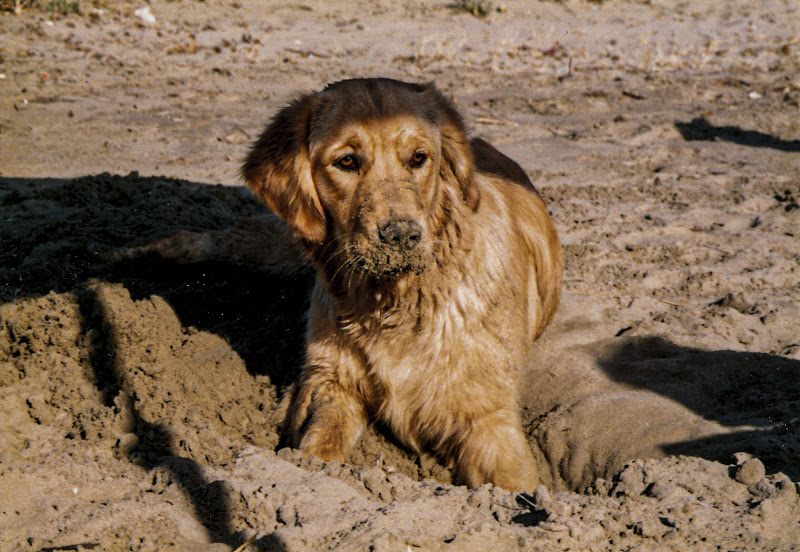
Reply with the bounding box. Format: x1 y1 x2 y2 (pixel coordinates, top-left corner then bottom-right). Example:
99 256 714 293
242 78 563 491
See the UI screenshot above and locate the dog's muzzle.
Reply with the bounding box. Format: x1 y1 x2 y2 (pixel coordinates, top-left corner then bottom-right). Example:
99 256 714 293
352 217 427 277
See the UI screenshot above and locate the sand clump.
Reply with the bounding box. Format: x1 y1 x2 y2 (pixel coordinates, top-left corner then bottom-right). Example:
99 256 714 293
2 0 800 550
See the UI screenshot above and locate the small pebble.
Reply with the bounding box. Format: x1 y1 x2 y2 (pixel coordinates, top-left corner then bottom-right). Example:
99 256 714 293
735 457 766 486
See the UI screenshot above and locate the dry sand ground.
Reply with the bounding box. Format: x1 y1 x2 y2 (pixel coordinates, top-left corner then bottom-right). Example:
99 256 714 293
2 0 800 550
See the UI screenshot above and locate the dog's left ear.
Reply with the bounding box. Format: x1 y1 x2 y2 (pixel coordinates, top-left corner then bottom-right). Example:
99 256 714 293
241 93 327 244
421 85 480 211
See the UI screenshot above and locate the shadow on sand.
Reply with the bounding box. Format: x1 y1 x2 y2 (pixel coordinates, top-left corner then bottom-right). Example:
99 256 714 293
675 116 800 152
0 173 313 387
597 336 800 480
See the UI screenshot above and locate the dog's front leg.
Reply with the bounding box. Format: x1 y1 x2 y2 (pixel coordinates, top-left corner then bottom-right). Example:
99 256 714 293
284 339 368 462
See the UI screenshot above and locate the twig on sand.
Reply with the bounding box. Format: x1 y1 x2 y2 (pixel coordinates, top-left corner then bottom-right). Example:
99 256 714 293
475 117 519 126
656 298 684 308
285 48 331 58
232 534 259 552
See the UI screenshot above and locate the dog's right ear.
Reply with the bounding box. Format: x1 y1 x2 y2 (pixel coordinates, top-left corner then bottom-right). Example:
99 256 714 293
242 94 327 244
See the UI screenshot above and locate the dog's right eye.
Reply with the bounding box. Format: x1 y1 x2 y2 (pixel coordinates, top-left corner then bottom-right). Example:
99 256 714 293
334 155 360 172
409 151 427 169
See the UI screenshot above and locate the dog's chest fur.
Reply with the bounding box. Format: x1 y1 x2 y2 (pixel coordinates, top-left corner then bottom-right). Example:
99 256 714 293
334 235 531 446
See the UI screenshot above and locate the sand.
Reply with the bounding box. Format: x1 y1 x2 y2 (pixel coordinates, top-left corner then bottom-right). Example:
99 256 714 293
1 0 799 550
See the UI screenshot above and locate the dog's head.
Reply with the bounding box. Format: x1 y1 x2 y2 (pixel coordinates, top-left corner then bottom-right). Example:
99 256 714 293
242 78 479 277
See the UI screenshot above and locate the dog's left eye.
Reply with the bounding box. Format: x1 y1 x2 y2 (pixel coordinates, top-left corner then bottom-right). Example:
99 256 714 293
409 151 427 169
334 155 360 172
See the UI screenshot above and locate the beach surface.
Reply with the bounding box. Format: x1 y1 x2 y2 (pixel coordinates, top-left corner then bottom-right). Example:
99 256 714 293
1 1 799 550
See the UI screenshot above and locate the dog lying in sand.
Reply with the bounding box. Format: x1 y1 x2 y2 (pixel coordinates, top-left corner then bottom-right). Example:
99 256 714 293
242 78 563 491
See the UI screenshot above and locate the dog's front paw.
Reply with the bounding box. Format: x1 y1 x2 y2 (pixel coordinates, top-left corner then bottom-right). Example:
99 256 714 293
284 379 368 463
298 423 348 462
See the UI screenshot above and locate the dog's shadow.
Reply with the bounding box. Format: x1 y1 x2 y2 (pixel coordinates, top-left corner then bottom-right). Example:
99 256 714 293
522 296 800 492
596 336 800 481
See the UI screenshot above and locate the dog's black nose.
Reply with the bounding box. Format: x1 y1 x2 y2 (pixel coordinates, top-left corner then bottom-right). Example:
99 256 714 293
378 219 423 250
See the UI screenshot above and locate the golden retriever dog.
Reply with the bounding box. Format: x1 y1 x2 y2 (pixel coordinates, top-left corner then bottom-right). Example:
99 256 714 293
242 78 563 491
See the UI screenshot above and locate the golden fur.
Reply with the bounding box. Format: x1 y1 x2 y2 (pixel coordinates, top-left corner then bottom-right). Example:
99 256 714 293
242 78 563 491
